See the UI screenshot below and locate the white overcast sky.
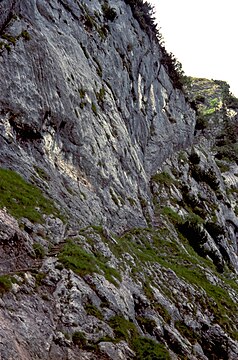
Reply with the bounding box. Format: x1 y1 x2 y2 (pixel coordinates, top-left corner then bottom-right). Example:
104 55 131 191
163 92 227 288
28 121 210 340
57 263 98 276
149 0 238 96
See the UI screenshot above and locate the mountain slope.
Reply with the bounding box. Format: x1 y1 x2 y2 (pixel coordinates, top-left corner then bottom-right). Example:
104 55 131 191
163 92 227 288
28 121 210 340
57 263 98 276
0 0 194 231
0 1 237 359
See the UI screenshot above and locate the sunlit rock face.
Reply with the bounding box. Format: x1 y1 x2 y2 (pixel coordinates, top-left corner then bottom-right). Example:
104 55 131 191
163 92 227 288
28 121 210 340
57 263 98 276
0 0 195 232
0 1 238 360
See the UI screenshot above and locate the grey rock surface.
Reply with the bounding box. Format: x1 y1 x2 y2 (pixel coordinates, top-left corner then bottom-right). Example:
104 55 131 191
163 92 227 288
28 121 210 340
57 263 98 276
0 1 237 360
0 0 195 232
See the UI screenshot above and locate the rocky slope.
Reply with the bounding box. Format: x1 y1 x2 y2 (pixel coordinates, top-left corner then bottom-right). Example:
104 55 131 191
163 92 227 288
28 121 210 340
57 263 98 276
0 1 237 359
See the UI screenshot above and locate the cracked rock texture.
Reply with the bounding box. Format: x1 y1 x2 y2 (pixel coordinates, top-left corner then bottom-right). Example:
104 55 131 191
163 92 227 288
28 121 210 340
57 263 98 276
0 1 237 359
0 0 195 232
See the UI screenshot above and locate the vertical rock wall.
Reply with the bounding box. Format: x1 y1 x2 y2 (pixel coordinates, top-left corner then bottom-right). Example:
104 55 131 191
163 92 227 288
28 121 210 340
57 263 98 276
0 0 195 231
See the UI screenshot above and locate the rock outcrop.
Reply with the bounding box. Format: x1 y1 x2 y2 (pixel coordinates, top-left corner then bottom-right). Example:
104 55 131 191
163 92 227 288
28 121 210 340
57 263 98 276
0 0 195 232
0 1 237 359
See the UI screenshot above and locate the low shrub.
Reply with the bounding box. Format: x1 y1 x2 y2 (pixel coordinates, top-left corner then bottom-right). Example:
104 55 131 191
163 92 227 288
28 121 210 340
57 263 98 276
0 275 12 293
78 88 86 99
151 172 173 187
84 13 96 30
34 272 46 286
174 321 199 344
33 243 45 259
92 102 98 115
33 165 50 181
108 315 170 358
102 2 117 21
85 303 103 320
190 165 219 191
1 34 17 45
136 316 157 334
154 303 171 323
178 215 207 253
205 222 225 240
161 207 182 225
109 315 137 343
216 161 230 173
96 87 106 105
181 186 200 208
20 30 31 41
189 152 200 164
132 337 170 360
195 115 208 130
215 143 238 164
72 331 86 347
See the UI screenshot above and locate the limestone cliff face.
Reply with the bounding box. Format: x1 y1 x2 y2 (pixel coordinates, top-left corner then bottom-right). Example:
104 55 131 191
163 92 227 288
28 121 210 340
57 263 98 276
0 1 237 360
0 0 194 231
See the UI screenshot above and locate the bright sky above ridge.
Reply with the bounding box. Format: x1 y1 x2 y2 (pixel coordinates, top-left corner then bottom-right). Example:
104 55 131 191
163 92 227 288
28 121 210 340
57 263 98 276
150 0 238 96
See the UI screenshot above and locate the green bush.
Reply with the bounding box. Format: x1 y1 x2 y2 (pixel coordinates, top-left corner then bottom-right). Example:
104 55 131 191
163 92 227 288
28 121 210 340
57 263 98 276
215 160 230 173
204 169 220 190
34 272 46 286
109 314 170 358
109 315 137 343
1 34 17 45
33 165 50 181
72 331 86 347
124 0 184 89
124 0 157 38
195 115 208 130
132 337 170 360
181 186 200 209
91 102 98 116
154 303 171 323
190 165 219 191
225 94 238 109
189 152 200 164
97 25 108 39
0 275 12 294
5 44 11 52
96 87 106 105
84 13 96 30
160 50 184 90
78 88 86 99
178 215 207 253
20 30 31 41
33 243 45 259
161 207 182 225
79 102 86 109
102 2 117 21
215 143 238 164
205 222 225 240
174 321 199 344
136 316 157 334
85 303 103 320
151 172 173 187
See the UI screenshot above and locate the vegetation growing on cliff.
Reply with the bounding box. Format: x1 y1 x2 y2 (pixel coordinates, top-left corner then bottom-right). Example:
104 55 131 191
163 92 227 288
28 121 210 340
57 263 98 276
0 168 60 222
124 0 185 89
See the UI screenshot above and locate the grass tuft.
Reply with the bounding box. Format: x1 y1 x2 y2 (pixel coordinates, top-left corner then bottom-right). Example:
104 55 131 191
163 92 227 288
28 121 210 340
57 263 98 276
0 168 60 222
